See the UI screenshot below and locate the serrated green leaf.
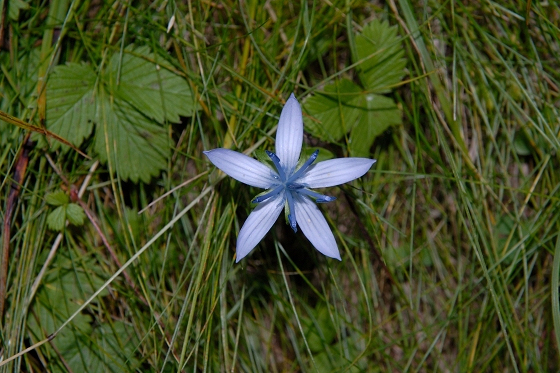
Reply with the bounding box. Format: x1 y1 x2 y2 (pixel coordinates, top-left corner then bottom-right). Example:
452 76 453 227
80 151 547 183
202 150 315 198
27 255 123 373
47 206 67 231
44 46 198 183
54 321 139 373
66 203 86 226
95 95 168 183
108 46 196 123
348 93 402 157
303 79 362 142
354 19 406 93
304 80 401 155
46 191 69 206
44 63 97 148
46 196 85 228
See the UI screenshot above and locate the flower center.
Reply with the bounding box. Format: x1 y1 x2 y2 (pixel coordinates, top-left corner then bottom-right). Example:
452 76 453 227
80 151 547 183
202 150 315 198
251 150 336 233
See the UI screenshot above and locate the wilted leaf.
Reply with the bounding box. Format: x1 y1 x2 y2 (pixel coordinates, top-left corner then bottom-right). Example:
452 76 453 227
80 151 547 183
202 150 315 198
354 19 406 93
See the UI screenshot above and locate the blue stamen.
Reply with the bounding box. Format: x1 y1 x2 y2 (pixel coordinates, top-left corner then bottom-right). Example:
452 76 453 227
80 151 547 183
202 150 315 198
257 149 331 231
252 185 284 203
288 150 319 182
286 192 297 232
287 183 305 190
266 150 286 181
296 189 336 203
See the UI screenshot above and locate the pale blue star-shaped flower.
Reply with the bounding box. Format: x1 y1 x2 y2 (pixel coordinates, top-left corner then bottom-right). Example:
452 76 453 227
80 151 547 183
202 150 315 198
204 93 376 262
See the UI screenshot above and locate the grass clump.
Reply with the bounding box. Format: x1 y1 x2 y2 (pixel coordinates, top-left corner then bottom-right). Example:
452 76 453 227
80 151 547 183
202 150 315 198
1 0 559 371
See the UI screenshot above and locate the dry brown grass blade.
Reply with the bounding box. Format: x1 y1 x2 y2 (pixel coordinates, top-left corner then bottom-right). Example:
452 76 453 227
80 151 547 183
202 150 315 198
0 110 90 159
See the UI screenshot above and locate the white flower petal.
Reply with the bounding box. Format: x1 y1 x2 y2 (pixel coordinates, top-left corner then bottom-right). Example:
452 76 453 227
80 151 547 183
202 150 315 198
275 93 303 173
204 148 277 188
294 195 341 260
236 193 285 262
299 158 376 188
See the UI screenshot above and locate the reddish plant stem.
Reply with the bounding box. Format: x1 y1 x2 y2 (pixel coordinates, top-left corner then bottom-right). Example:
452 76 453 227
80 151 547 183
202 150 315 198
1 134 33 321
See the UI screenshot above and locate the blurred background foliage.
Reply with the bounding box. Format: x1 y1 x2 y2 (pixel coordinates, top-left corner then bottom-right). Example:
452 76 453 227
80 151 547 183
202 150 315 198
1 0 560 371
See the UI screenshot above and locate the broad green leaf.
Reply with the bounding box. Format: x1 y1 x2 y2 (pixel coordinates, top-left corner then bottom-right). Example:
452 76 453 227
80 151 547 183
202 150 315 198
27 255 131 373
66 203 86 226
47 206 67 231
300 147 335 164
108 46 197 123
302 304 337 353
8 0 29 20
513 130 532 156
303 79 362 142
29 283 92 343
45 63 97 148
28 255 107 329
54 321 139 373
348 93 402 157
93 322 139 371
494 214 525 265
304 80 401 156
46 197 86 229
94 95 168 183
311 332 365 373
10 43 40 101
46 191 69 206
513 127 548 157
253 149 275 169
314 350 362 373
293 147 336 176
44 46 197 183
354 19 406 93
